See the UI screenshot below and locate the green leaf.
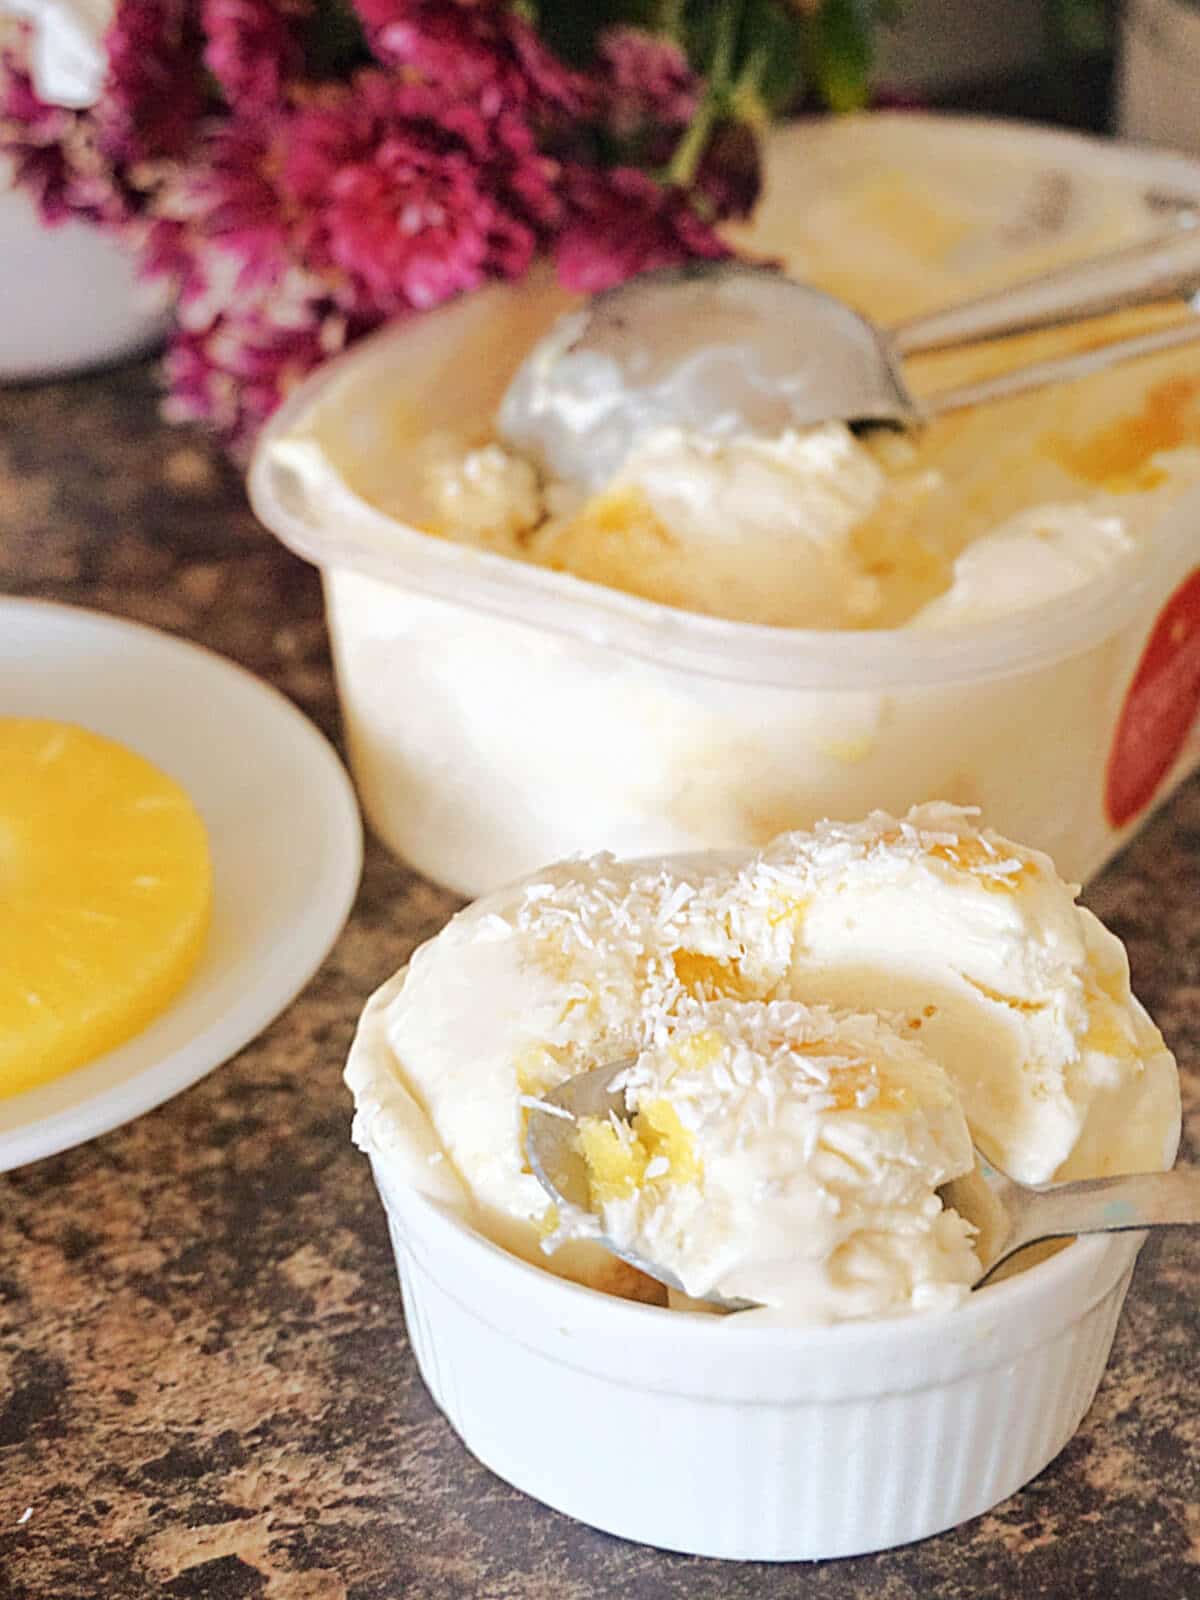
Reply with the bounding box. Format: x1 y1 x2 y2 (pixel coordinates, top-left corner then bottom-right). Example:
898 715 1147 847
306 0 371 79
808 0 875 112
1047 0 1111 55
535 0 656 65
680 0 732 83
739 0 806 113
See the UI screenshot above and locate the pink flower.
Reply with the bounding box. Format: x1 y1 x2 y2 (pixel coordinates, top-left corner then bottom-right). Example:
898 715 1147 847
0 53 133 224
554 165 730 294
163 298 350 459
354 0 588 123
1 52 61 139
1 56 74 220
147 117 295 321
595 26 699 140
201 0 311 112
151 108 361 457
282 70 551 314
97 0 207 165
297 131 500 312
144 57 571 450
169 118 287 266
3 0 768 460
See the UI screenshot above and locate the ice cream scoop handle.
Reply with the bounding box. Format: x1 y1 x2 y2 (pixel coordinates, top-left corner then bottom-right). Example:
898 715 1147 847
922 316 1200 419
1007 1165 1200 1256
890 225 1200 357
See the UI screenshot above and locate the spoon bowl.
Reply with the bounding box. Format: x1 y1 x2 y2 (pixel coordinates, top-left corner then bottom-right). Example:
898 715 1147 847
498 265 911 493
500 233 1200 492
524 1057 755 1310
526 1061 1200 1310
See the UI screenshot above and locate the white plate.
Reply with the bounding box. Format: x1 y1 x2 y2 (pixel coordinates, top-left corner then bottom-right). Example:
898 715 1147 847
0 598 363 1169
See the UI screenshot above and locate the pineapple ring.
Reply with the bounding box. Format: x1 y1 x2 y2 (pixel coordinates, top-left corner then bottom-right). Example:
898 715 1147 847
0 719 212 1099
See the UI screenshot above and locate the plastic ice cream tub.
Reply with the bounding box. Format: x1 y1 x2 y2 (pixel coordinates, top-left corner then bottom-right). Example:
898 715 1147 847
250 114 1200 897
374 1153 1142 1561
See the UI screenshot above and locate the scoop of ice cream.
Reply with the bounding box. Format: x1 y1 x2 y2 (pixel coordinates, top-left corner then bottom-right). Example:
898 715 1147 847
910 503 1136 631
529 425 887 627
768 808 1179 1184
414 409 1200 633
421 423 888 627
346 804 1179 1322
568 997 979 1318
421 437 542 549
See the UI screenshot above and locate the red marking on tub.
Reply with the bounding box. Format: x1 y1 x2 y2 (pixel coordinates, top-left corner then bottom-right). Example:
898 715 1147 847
1105 568 1200 829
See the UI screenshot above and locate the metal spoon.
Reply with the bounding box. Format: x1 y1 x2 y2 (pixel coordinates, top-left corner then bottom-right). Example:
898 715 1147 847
525 1058 757 1311
499 228 1200 492
525 1061 1200 1309
940 1151 1200 1287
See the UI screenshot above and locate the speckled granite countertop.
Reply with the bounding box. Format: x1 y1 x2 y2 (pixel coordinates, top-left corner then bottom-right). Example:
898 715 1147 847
1 356 1199 1600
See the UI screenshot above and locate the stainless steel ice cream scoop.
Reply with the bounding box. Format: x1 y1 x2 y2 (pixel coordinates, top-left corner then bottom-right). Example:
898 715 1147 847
525 1061 1200 1308
500 229 1200 492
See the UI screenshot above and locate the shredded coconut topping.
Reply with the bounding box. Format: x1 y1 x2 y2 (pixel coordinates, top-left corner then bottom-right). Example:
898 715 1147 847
356 801 1177 1324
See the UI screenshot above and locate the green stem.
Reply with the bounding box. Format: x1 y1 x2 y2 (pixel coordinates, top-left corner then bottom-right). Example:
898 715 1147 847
710 0 740 85
730 39 769 121
666 0 742 187
654 0 685 42
666 90 718 186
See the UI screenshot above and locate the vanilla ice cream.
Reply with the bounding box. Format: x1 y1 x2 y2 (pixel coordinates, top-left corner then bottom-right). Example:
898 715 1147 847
416 413 1200 629
909 502 1138 631
421 420 899 628
346 804 1180 1324
509 424 889 629
564 998 980 1319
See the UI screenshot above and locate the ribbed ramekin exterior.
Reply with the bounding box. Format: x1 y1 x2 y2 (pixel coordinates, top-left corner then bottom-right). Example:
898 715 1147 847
381 1178 1136 1561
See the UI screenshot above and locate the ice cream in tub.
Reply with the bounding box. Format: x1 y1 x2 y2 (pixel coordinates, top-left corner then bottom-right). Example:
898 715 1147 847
346 804 1180 1558
250 114 1200 896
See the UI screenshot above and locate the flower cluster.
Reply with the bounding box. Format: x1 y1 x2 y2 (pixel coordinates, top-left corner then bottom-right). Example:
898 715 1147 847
0 0 886 453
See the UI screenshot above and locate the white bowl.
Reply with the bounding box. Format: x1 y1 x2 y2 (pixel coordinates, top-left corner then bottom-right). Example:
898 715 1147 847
374 1154 1142 1560
0 174 168 380
250 114 1200 897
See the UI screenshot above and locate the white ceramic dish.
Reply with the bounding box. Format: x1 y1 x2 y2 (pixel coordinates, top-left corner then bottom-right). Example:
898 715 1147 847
0 173 169 380
0 599 362 1170
251 114 1200 898
374 1155 1142 1561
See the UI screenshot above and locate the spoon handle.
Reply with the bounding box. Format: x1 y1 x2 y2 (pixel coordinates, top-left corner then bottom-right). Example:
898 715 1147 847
1009 1165 1200 1255
890 224 1200 358
922 315 1200 418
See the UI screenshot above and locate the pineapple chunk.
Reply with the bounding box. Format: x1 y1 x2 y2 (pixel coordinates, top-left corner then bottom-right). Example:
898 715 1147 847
0 719 212 1098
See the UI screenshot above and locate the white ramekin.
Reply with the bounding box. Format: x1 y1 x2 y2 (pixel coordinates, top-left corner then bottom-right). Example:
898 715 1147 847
373 1154 1141 1561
